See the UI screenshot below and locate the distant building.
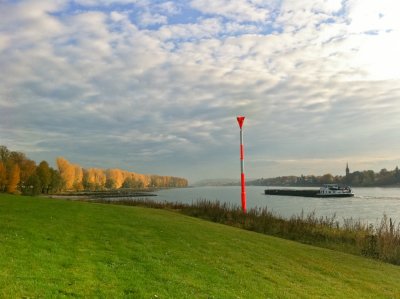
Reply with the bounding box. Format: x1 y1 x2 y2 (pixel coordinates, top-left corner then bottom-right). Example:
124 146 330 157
345 162 350 184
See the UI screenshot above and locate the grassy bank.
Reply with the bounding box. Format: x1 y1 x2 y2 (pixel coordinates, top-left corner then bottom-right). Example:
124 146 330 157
95 198 400 265
1 194 400 297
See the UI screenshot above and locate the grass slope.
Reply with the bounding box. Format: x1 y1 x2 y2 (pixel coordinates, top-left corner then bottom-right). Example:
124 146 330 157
1 194 400 298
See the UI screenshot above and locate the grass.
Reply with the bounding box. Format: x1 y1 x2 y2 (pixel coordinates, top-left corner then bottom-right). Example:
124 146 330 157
93 198 400 265
1 194 400 298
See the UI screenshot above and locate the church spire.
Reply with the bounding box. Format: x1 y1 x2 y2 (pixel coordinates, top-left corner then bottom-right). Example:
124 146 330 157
346 162 350 176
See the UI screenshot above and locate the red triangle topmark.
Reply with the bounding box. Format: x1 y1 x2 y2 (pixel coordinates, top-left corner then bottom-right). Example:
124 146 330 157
237 116 245 128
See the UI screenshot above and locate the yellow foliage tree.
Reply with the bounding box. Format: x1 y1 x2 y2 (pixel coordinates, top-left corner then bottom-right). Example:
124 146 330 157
85 168 106 190
73 165 83 191
106 169 124 189
56 157 76 190
55 157 188 191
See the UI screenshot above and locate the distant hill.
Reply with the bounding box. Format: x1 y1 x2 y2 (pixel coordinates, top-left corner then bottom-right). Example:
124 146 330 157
192 178 240 187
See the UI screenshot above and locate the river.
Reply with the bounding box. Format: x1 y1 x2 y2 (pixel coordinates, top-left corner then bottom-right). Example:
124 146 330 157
155 186 400 225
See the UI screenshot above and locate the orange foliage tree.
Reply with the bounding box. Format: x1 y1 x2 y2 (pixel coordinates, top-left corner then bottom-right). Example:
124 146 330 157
19 159 37 185
0 161 6 192
7 164 20 193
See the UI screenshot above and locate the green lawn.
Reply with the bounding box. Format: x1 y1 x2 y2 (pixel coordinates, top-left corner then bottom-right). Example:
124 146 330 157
1 194 400 298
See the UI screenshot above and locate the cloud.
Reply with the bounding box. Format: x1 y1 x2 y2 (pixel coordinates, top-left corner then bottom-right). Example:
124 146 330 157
157 1 181 15
1 0 400 181
190 0 272 22
345 0 400 33
138 11 168 26
74 0 142 5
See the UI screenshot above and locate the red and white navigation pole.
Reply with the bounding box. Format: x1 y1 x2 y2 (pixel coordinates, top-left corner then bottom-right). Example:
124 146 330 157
237 116 246 213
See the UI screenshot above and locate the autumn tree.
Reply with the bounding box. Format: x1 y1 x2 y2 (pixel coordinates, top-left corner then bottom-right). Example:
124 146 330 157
7 164 20 193
73 165 83 191
53 157 188 191
91 168 106 190
106 169 124 189
19 159 37 185
57 157 76 190
104 169 123 189
0 161 6 192
0 145 74 194
82 169 92 190
105 177 116 189
121 177 143 189
82 168 106 190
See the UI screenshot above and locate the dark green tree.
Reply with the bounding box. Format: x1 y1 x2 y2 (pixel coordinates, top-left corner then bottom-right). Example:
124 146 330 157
49 168 64 193
22 174 41 196
37 161 51 193
0 145 10 163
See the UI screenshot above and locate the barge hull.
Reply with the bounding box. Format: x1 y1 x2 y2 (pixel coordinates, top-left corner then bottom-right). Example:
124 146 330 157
264 189 354 197
265 189 319 197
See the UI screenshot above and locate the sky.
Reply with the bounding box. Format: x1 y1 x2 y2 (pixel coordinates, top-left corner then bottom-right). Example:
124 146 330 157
1 0 400 183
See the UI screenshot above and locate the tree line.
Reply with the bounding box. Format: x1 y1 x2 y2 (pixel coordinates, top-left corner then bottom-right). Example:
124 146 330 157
250 167 400 187
0 145 63 195
0 145 188 195
56 157 188 191
345 167 400 187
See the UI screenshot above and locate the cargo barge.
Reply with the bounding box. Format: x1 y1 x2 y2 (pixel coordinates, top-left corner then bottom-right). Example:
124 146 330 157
265 184 354 198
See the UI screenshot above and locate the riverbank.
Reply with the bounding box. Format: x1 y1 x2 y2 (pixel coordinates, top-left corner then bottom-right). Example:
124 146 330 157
46 189 158 201
93 197 400 265
1 193 400 297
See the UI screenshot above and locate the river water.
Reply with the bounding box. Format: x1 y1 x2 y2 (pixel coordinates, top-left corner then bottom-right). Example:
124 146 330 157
155 186 400 225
